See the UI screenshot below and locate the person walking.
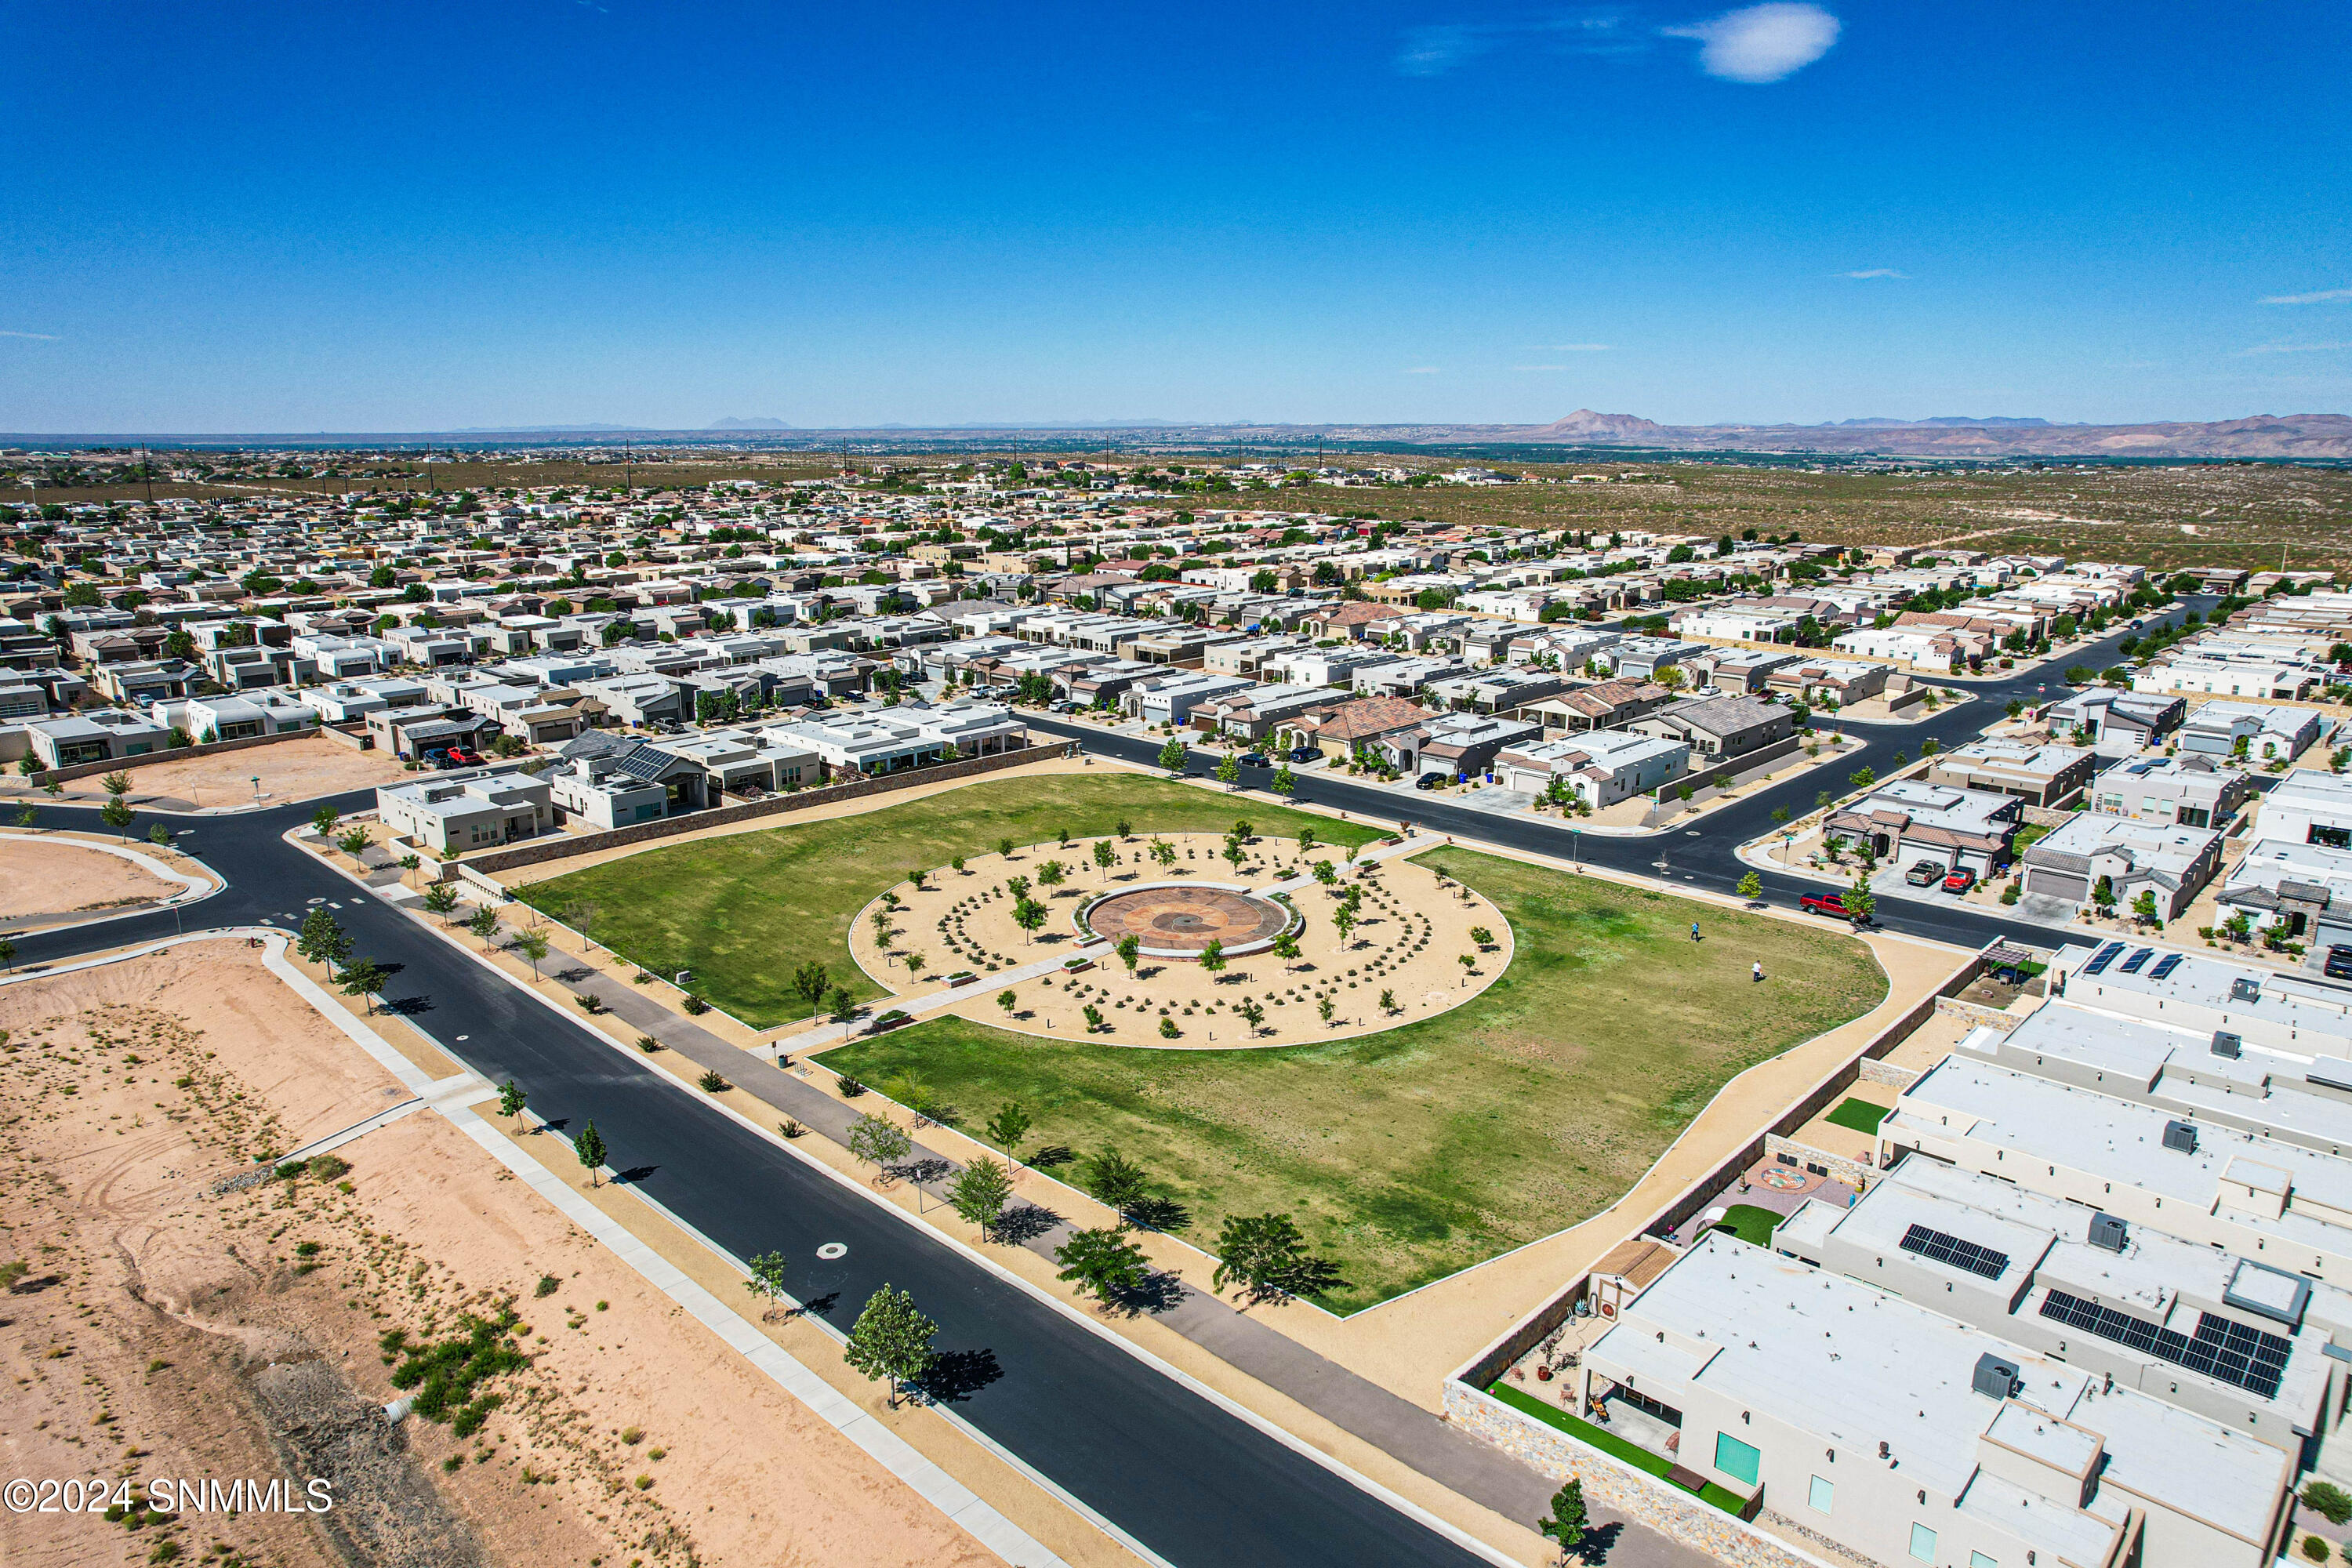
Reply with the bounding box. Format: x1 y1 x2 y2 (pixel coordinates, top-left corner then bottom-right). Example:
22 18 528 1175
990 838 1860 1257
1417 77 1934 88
1753 960 1765 982
1691 920 1701 942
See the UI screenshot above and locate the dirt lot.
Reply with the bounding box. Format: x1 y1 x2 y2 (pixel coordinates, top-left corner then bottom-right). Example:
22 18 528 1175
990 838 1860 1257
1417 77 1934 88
2 735 409 811
0 839 180 924
0 943 1000 1568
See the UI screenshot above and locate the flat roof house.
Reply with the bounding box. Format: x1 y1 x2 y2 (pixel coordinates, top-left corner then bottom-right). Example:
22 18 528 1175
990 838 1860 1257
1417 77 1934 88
2217 837 2352 946
1826 779 2022 874
1413 712 1541 782
376 769 553 855
22 708 175 768
2087 752 2252 829
2178 702 2326 765
2251 768 2352 850
1624 694 1792 764
2019 811 2224 920
1494 729 1688 807
1926 736 2099 808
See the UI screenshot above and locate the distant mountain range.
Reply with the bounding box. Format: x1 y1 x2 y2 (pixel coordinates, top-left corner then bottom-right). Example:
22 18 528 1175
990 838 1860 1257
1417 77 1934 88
1472 409 2352 459
707 416 794 430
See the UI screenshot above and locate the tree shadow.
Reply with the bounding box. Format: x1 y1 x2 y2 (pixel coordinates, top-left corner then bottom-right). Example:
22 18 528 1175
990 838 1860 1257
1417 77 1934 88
1580 1519 1627 1563
1120 1196 1191 1233
537 1116 571 1135
915 1347 1004 1404
384 994 434 1016
1026 1144 1076 1171
555 964 594 984
1102 1269 1189 1317
612 1164 659 1185
993 1203 1063 1244
895 1156 953 1187
789 1290 841 1319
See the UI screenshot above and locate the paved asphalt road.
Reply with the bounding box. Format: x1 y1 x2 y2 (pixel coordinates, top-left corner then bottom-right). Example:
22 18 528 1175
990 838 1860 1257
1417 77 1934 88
13 806 1503 1568
5 597 2207 1567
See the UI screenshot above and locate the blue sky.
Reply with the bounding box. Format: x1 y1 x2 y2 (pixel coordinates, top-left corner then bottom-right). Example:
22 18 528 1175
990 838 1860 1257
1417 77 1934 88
2 1 2347 432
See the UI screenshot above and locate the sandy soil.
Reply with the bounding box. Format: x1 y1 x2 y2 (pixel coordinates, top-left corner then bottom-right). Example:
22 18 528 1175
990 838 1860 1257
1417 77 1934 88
851 832 1506 1048
0 943 1001 1568
0 838 181 922
2 735 409 811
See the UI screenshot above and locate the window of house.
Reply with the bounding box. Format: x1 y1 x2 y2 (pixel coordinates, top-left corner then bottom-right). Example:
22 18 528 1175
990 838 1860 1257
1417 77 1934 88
1970 1553 1998 1568
1808 1475 1832 1515
1713 1432 1760 1486
1909 1524 1936 1563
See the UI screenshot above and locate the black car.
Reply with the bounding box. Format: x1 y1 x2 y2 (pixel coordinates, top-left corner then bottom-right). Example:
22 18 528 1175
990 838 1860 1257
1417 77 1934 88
1415 772 1446 790
1238 753 1268 768
2328 945 2352 980
1288 746 1320 763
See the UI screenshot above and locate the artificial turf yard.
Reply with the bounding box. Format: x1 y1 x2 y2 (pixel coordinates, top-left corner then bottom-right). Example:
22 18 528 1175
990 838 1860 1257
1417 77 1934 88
822 844 1888 1311
515 773 1386 1023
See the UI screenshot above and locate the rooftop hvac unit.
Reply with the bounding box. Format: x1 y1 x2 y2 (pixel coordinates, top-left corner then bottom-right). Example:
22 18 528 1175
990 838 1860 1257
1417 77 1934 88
2162 1120 2199 1153
2212 1030 2242 1059
2088 1214 2128 1253
1973 1353 2020 1401
2230 977 2263 1003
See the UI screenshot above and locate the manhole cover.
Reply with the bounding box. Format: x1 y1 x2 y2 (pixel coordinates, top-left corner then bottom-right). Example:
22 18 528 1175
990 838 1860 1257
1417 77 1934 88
815 1243 847 1260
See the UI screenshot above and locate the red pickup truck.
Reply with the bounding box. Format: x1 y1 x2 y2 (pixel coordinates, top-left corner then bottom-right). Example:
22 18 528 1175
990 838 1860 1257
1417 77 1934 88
1800 891 1870 924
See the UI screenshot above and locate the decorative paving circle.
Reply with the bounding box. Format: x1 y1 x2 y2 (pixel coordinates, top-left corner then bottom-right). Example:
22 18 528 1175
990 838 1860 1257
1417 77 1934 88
1758 1167 1809 1192
1079 882 1294 959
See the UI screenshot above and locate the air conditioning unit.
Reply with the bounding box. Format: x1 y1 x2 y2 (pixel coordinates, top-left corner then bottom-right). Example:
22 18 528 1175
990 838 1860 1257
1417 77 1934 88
2212 1030 2242 1059
2162 1119 2199 1153
2088 1213 2128 1253
1973 1353 2020 1400
2230 978 2263 1003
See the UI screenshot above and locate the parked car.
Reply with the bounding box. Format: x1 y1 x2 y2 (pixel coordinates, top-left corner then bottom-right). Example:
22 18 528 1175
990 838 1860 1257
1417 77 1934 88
445 746 485 766
1800 891 1868 923
2327 945 2352 981
1943 868 1977 895
1904 861 1943 887
1414 772 1446 791
1238 753 1268 768
1287 746 1319 763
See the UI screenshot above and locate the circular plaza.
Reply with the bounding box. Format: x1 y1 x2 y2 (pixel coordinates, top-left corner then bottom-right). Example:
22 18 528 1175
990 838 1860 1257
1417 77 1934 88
1078 882 1296 960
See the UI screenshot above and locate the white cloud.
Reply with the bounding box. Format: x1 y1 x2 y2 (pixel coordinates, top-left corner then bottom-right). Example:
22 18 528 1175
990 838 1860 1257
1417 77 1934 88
1405 366 1443 374
2237 341 2352 356
1837 268 1907 280
0 330 59 340
1664 2 1840 82
1527 343 1613 350
2260 288 2352 306
1396 24 1487 75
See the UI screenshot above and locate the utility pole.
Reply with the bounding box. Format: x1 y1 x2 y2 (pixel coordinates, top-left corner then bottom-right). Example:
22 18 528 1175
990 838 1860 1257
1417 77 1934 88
140 443 155 508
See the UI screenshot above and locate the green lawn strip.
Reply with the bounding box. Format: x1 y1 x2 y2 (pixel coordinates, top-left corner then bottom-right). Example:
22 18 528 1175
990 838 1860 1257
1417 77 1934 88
1711 1203 1783 1247
1824 1096 1892 1136
514 774 1385 1025
818 845 1885 1309
1484 1383 1747 1514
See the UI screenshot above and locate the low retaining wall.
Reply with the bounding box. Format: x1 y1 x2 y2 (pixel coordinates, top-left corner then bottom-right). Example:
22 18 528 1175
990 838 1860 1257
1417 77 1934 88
21 721 356 785
1932 995 2027 1032
1856 1057 1920 1090
1452 941 1992 1391
1443 1386 1827 1568
1763 1131 1878 1193
456 741 1076 877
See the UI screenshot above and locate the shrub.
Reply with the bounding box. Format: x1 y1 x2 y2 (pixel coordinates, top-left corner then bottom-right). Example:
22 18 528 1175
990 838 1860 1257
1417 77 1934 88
621 1426 644 1445
635 1035 661 1053
697 1069 730 1094
2303 1534 2329 1563
681 993 711 1016
837 1075 867 1098
534 1275 561 1298
307 1154 350 1181
2304 1483 2352 1526
779 1119 806 1139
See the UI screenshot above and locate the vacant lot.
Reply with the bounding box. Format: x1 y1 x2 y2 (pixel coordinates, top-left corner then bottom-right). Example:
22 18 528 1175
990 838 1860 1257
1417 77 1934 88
820 846 1887 1311
517 774 1386 1024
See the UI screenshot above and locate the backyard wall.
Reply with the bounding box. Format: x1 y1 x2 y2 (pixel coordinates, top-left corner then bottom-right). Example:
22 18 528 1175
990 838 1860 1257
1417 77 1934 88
450 739 1076 877
1761 1131 1876 1193
1441 1385 1837 1568
19 721 365 785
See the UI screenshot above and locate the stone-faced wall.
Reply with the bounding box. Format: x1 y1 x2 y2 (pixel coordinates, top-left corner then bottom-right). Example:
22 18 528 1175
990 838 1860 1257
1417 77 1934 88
1440 1384 1838 1568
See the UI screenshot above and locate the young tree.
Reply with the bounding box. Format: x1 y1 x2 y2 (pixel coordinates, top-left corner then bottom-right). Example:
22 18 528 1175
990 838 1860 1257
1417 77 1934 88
1844 876 1877 924
1271 930 1299 969
1271 764 1297 797
1212 1211 1344 1303
421 880 460 917
1312 858 1338 888
844 1284 936 1407
1538 1479 1589 1562
1115 933 1142 975
466 905 501 948
2132 888 2161 926
1083 1147 1149 1215
903 952 926 981
1011 896 1047 943
1737 869 1763 902
1214 753 1240 787
1332 906 1356 946
100 769 131 799
1378 986 1396 1014
336 826 373 860
311 804 341 838
997 835 1015 858
1198 938 1227 978
339 958 390 1012
1093 838 1116 877
497 1080 527 1120
1150 838 1176 869
1317 993 1336 1024
743 1251 791 1320
147 821 172 848
1468 924 1493 948
101 796 134 837
574 1120 607 1185
984 1101 1033 1157
513 927 550 981
1054 1227 1149 1303
792 960 831 1020
1236 998 1266 1034
996 987 1019 1018
1156 739 1186 773
947 1156 1014 1238
847 1112 913 1171
1296 826 1318 854
1036 858 1065 890
296 908 345 971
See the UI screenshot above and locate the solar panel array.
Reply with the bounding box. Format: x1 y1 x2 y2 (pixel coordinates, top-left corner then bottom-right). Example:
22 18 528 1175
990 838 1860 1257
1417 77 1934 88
2040 1290 2289 1399
2083 942 2127 975
1899 1223 2010 1280
2119 948 2155 975
2149 954 2184 980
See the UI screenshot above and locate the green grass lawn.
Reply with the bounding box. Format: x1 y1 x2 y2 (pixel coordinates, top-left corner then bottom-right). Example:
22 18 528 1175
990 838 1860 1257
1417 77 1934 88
1484 1384 1748 1514
1824 1096 1893 1136
820 845 1887 1310
1711 1204 1784 1248
515 774 1386 1025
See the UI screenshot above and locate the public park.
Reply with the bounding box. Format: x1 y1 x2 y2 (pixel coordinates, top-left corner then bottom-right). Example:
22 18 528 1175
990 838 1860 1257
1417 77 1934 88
520 771 1890 1310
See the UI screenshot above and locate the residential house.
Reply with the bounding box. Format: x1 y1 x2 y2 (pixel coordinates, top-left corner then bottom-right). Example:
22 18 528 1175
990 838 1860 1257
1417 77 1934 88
1924 737 2098 808
2019 812 2225 919
1494 729 1688 807
2087 753 2252 829
1624 695 1792 766
376 769 554 855
1825 779 2021 874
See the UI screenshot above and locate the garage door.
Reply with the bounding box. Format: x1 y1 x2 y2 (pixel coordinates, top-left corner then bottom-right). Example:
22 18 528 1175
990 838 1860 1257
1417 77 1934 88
2024 869 2089 902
